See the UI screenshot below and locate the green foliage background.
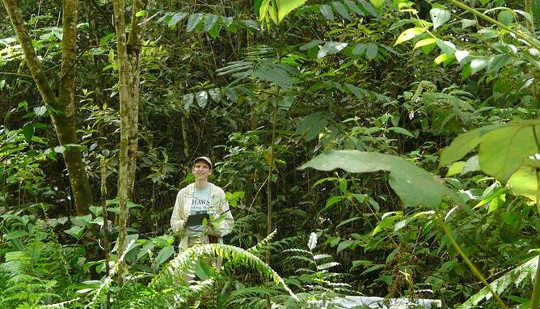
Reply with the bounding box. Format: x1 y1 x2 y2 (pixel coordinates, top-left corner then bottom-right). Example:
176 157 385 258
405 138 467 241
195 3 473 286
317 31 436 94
0 0 539 307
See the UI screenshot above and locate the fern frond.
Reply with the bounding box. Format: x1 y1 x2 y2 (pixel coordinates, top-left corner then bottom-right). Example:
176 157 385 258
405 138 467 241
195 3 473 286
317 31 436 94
247 229 277 255
153 243 299 301
459 255 539 308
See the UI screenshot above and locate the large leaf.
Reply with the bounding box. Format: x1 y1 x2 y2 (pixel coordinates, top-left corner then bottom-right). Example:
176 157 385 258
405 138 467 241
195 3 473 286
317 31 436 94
300 150 463 208
507 167 537 202
479 122 540 182
276 0 307 23
440 125 501 166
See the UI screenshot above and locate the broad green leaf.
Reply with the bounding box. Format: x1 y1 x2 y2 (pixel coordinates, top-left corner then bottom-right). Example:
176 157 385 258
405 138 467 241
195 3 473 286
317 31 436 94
479 122 540 182
22 124 35 141
461 19 476 28
65 226 84 239
440 125 500 166
394 27 425 46
72 214 92 226
462 155 480 174
497 10 513 25
186 13 203 32
414 38 436 50
319 4 335 21
135 10 147 17
370 0 385 9
300 150 463 208
332 1 352 21
352 43 366 55
155 245 175 267
507 167 537 202
337 240 354 253
486 54 511 74
365 43 378 59
436 39 456 56
470 57 489 75
137 241 155 260
317 41 348 58
430 7 450 30
446 161 465 176
5 230 28 240
276 0 307 23
203 14 218 32
455 50 470 63
296 112 330 141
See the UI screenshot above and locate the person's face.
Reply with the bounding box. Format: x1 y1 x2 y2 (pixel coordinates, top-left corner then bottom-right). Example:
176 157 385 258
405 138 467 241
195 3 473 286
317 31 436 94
192 161 212 181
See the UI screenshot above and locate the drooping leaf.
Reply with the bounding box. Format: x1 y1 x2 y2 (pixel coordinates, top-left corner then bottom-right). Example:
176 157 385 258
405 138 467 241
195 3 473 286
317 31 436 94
276 0 307 23
507 167 537 202
478 121 540 182
430 7 451 30
300 150 463 208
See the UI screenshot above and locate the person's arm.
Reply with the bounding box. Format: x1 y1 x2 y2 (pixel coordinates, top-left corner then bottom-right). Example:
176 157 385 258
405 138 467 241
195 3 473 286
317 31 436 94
216 190 234 237
170 189 186 233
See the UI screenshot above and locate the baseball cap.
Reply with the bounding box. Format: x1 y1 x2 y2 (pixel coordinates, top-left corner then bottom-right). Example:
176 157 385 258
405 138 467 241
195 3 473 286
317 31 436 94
193 156 212 169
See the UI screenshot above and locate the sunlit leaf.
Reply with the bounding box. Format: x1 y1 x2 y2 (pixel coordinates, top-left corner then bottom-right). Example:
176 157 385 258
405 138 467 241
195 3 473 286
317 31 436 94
276 0 307 23
507 167 537 202
430 7 450 30
395 27 425 46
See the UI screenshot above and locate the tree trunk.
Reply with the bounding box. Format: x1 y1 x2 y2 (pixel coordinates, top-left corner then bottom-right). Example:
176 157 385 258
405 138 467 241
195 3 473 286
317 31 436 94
112 0 147 282
2 0 93 215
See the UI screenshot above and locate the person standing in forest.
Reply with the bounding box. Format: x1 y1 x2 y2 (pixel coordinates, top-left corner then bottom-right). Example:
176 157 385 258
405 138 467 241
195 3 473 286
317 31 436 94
170 156 234 250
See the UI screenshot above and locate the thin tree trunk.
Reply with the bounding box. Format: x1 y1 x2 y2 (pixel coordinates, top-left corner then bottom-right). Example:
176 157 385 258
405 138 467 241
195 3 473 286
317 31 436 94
2 0 93 215
112 0 147 282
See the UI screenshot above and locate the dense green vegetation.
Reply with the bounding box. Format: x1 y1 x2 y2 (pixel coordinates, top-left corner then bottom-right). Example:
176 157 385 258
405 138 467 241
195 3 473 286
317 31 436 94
1 0 539 308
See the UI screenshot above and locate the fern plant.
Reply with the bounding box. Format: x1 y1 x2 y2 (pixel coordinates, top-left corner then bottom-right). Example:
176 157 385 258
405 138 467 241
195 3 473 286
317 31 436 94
112 231 297 308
